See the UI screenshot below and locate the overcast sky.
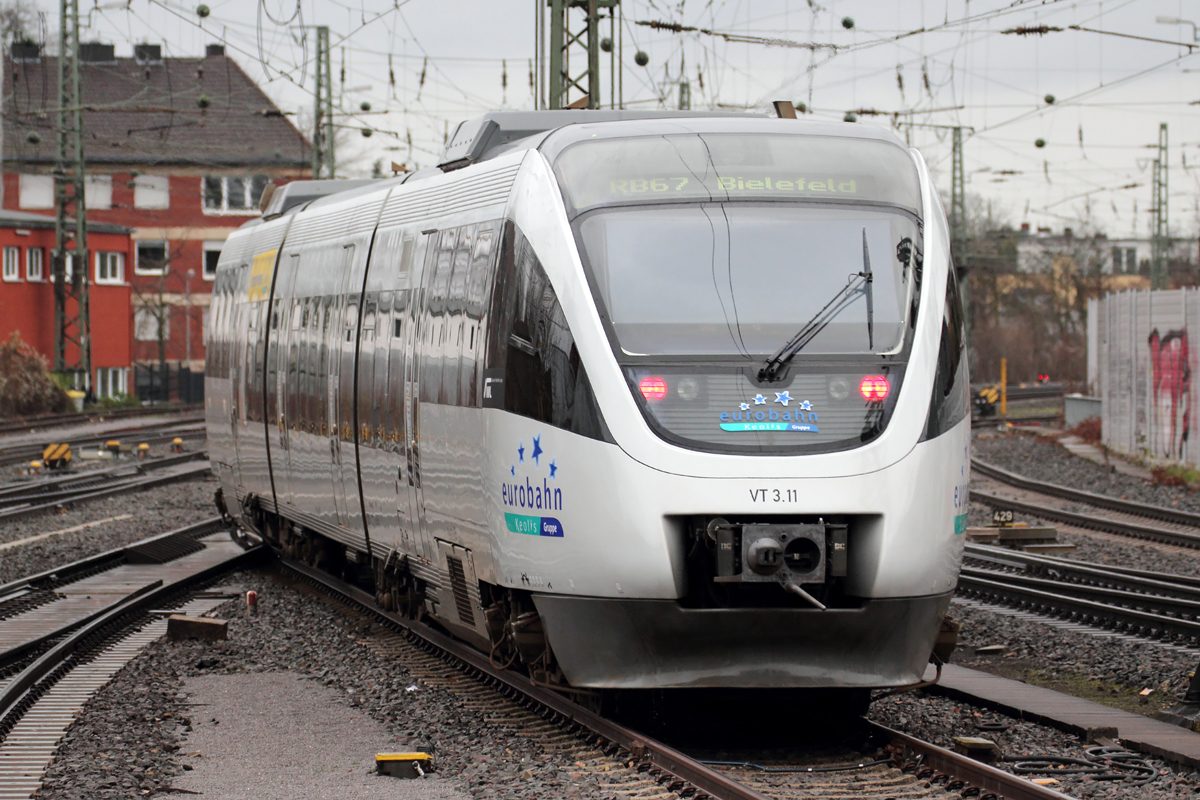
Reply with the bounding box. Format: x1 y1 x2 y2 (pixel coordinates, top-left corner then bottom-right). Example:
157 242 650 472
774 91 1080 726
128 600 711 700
32 0 1200 238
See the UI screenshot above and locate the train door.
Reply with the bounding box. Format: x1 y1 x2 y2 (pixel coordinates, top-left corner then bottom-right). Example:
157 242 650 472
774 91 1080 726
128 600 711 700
228 263 249 487
327 245 357 530
272 255 300 502
391 235 416 553
403 231 440 562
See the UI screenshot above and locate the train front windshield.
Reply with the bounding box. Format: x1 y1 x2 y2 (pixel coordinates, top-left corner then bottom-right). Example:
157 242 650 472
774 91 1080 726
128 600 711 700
554 131 928 454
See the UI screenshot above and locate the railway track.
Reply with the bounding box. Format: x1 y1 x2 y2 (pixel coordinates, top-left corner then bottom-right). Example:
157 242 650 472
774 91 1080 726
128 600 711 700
0 422 205 469
0 452 210 522
0 521 262 797
0 404 201 437
971 458 1200 549
959 543 1200 646
280 556 1071 800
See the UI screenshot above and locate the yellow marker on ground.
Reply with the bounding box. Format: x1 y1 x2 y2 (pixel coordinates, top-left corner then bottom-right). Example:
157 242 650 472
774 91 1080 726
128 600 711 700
375 752 432 778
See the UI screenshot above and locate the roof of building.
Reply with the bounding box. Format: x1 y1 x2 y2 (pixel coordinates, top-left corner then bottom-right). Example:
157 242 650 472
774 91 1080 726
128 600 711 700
3 49 311 169
0 208 128 234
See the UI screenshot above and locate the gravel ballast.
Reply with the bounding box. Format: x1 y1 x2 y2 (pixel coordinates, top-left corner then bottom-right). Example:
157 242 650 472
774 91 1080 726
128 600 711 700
38 570 664 800
0 473 218 586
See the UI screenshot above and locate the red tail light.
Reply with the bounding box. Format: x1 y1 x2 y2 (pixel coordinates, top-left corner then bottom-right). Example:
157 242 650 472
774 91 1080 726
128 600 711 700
859 375 890 401
639 376 668 401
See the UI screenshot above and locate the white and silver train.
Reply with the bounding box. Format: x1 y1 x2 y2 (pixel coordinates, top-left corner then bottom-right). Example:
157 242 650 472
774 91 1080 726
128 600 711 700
205 109 970 692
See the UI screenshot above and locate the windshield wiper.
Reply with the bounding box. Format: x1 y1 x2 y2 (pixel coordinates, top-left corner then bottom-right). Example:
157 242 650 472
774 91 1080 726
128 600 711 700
758 228 874 383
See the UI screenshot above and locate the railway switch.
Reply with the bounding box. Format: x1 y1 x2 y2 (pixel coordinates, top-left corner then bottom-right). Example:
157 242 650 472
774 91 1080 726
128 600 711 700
172 437 184 453
106 440 121 458
138 443 150 460
376 752 433 778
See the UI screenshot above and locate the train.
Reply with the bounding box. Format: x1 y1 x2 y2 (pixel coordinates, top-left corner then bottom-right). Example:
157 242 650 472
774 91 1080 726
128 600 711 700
205 108 970 694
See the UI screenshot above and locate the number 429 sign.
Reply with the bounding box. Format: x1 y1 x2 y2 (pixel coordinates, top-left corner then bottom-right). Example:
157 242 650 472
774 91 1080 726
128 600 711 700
991 508 1014 526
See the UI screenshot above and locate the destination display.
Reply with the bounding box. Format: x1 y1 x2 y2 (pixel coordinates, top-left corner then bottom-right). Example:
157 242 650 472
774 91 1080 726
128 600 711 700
554 132 921 216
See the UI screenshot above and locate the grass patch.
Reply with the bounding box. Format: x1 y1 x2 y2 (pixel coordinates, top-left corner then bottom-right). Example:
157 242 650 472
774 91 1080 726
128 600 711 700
1150 464 1200 488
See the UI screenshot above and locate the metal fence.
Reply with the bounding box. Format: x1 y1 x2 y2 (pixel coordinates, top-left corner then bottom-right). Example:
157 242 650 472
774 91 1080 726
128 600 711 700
1094 289 1195 464
133 362 205 405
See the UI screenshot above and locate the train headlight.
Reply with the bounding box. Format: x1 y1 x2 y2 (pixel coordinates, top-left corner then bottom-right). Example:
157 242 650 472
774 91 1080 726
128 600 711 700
827 376 851 400
639 376 668 401
675 377 700 401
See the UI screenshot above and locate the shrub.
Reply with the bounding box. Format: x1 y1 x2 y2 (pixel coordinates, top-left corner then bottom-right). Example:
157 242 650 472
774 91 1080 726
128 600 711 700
0 332 71 416
1067 416 1102 444
95 392 139 410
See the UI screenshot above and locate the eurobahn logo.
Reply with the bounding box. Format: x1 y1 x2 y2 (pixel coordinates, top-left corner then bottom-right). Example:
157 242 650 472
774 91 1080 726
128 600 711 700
718 391 819 432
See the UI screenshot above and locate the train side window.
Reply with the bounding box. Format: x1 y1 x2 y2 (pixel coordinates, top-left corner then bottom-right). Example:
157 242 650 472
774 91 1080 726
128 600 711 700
924 267 969 439
461 222 498 406
486 221 604 439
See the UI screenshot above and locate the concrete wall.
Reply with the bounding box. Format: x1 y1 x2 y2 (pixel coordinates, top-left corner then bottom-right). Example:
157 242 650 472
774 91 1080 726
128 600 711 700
1096 289 1197 464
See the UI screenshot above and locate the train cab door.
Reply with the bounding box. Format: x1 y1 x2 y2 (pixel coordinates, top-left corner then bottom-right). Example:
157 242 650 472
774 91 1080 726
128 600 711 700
402 231 438 563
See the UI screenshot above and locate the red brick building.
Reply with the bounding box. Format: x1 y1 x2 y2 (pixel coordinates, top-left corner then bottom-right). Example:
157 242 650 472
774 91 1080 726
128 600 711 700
0 210 133 396
2 41 311 391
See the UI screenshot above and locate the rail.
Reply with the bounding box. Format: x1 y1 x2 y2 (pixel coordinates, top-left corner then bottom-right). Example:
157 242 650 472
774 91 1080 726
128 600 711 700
281 556 1073 800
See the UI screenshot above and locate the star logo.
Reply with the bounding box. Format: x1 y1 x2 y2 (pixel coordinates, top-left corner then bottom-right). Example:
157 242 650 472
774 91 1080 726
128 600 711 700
753 394 766 405
517 442 525 462
739 402 750 411
799 400 813 411
774 391 791 406
531 435 544 465
549 459 558 479
511 464 516 476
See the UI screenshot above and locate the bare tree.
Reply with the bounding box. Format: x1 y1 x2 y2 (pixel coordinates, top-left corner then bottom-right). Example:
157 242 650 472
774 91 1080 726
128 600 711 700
0 0 36 46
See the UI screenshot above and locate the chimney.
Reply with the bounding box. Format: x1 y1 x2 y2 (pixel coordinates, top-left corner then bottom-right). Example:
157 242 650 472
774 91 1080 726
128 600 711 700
134 43 162 63
1063 227 1073 239
206 43 225 57
79 42 116 63
1020 222 1030 233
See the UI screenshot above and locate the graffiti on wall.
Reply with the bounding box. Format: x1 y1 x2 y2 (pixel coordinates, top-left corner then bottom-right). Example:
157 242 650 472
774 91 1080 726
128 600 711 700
1148 328 1190 459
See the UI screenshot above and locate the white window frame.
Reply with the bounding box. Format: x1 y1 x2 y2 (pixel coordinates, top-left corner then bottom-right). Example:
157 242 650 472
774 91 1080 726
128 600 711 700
26 247 43 281
95 251 124 285
133 174 170 209
135 240 169 275
134 306 169 341
202 240 224 281
2 247 19 281
18 174 54 209
95 366 128 398
84 175 113 209
202 175 269 215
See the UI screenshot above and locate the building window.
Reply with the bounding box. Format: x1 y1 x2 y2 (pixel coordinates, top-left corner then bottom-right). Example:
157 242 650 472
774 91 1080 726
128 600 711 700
134 306 169 341
84 175 113 209
2 247 19 281
133 175 170 209
1126 248 1137 274
95 251 124 284
50 252 75 283
19 174 53 209
95 366 128 398
135 241 168 275
27 247 43 280
203 240 224 280
203 175 269 213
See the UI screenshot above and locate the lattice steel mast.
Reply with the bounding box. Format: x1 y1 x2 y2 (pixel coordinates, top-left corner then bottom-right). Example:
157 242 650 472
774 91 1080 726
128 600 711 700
53 0 89 384
311 25 334 178
1151 122 1169 289
547 0 618 109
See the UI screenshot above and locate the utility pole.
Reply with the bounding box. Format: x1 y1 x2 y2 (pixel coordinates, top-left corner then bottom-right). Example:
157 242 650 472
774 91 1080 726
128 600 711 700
547 0 618 109
311 25 334 179
950 126 966 264
53 0 89 387
1151 122 1169 289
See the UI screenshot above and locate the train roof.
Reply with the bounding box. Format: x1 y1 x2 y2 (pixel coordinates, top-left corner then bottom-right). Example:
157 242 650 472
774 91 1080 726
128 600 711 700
248 110 910 225
438 109 769 171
